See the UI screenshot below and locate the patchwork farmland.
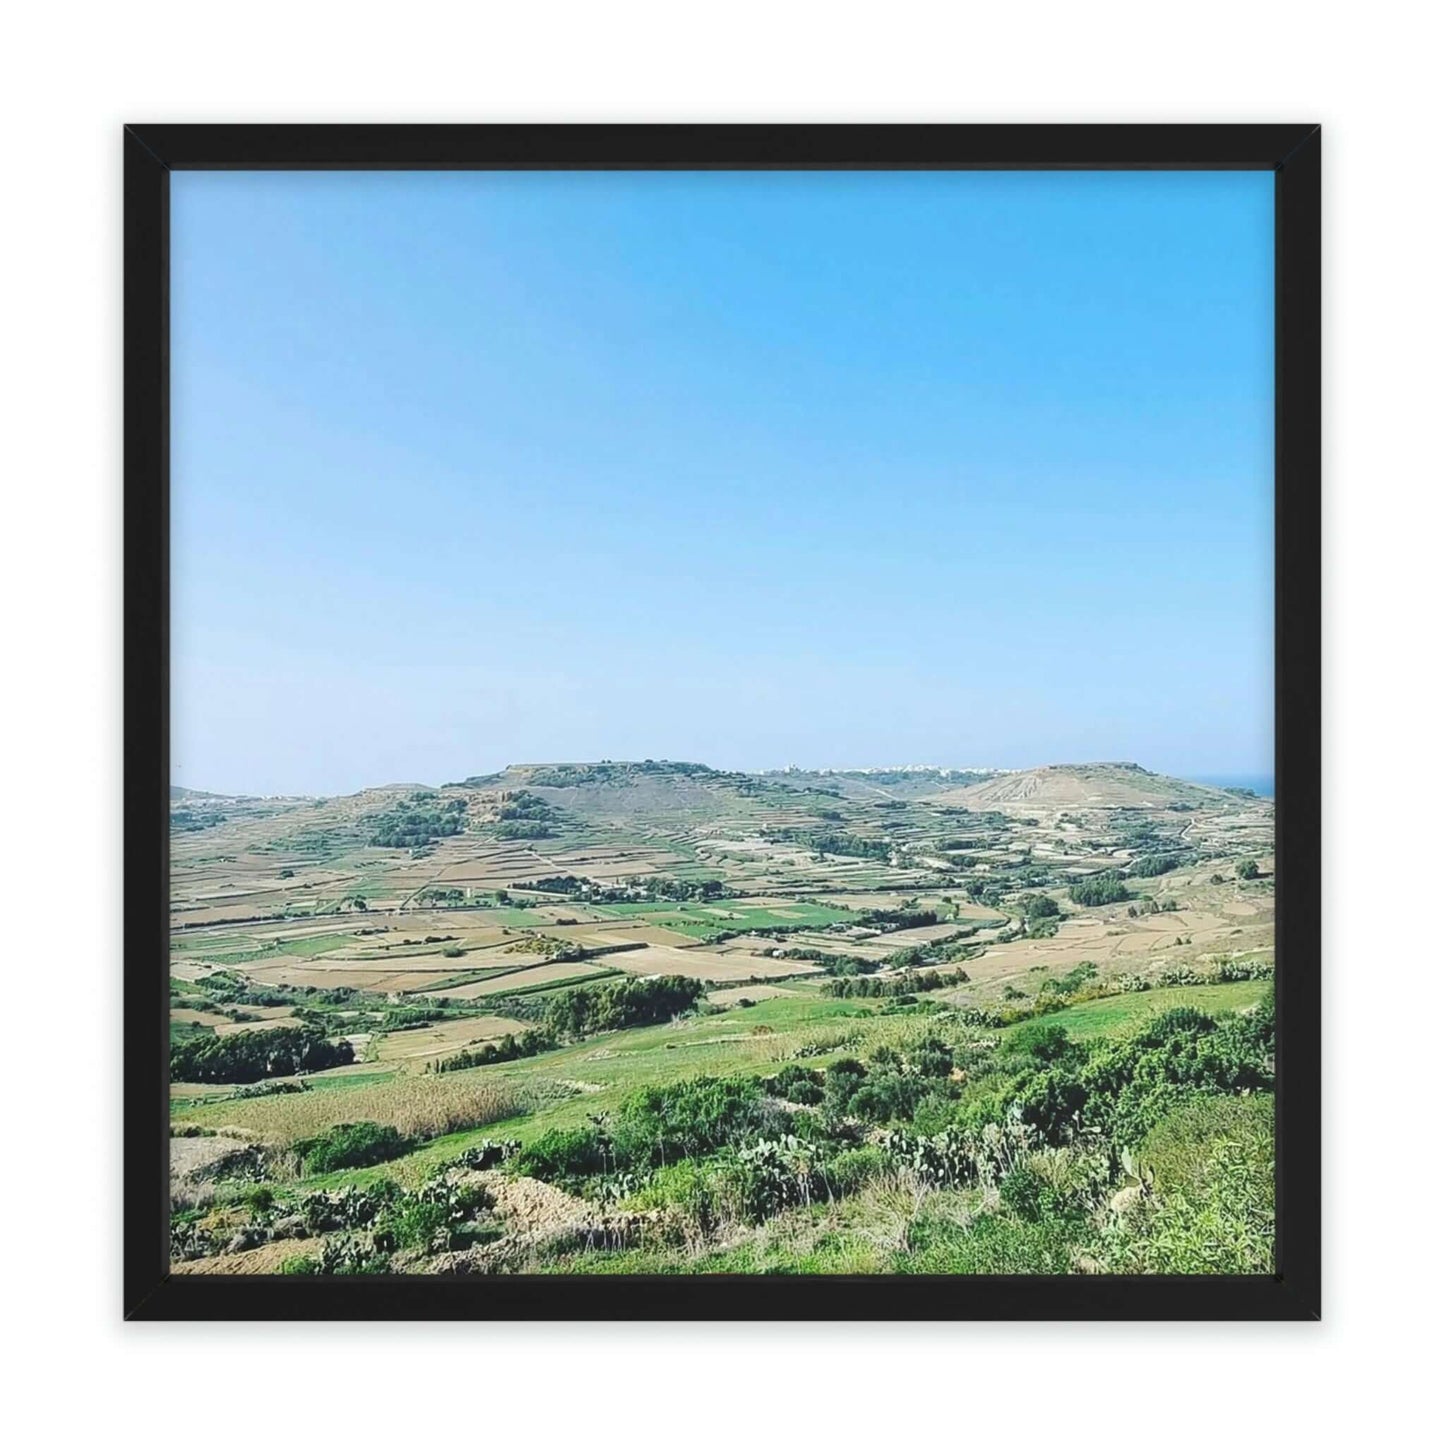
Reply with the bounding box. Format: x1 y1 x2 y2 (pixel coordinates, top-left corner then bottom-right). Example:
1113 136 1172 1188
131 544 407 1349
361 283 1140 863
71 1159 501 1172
169 759 1276 1276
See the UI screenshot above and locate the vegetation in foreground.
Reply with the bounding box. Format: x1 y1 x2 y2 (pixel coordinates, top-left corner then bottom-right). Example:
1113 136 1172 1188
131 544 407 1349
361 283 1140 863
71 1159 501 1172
171 981 1274 1277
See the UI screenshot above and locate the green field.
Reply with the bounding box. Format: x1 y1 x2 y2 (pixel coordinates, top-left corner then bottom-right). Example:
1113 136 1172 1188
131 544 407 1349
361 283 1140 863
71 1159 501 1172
1005 980 1270 1042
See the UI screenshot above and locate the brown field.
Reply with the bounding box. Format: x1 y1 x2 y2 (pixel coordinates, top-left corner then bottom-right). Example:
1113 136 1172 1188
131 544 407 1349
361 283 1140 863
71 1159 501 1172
231 965 464 992
418 960 610 1000
530 921 697 949
373 1014 529 1062
172 1070 525 1144
704 983 800 1006
213 1015 304 1036
605 944 822 983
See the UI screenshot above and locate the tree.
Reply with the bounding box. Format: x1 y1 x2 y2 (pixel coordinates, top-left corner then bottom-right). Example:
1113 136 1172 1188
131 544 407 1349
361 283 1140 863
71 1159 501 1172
1068 872 1130 907
1236 860 1260 880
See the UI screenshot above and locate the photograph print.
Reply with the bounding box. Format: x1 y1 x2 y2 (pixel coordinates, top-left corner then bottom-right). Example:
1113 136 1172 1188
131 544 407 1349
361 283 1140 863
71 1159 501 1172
164 163 1281 1283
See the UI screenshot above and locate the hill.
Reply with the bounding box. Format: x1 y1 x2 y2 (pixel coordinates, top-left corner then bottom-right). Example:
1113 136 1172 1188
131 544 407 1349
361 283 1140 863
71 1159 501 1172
937 762 1228 811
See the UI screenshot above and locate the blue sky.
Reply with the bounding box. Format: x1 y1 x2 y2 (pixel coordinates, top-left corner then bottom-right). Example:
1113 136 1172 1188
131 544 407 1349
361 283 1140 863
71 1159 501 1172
171 170 1273 796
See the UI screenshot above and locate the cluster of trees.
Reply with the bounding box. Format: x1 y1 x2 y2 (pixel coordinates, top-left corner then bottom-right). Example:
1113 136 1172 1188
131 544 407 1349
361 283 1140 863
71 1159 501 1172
490 792 560 838
415 887 466 906
1018 894 1062 936
369 795 468 849
769 828 893 862
544 974 705 1039
860 906 940 929
184 970 294 1008
1068 871 1131 907
516 759 716 788
1126 898 1180 917
775 947 873 973
171 807 227 833
429 1028 556 1073
821 967 967 999
520 873 733 904
513 1075 768 1187
428 976 706 1073
1131 853 1184 878
171 1025 353 1084
494 821 554 839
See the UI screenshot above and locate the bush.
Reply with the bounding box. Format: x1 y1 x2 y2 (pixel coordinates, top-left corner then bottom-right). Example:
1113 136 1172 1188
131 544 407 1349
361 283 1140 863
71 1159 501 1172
613 1076 767 1168
1068 872 1130 907
825 1144 887 1195
1131 854 1182 878
1004 1022 1075 1064
764 1064 825 1106
1010 1000 1276 1147
1237 860 1261 880
455 1138 520 1170
299 1122 411 1175
512 1127 614 1185
1102 1099 1274 1274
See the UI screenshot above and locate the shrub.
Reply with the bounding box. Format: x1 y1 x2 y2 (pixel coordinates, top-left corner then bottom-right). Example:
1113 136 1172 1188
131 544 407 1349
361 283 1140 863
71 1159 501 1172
1102 1107 1274 1274
825 1144 888 1196
1068 872 1130 907
1131 854 1182 878
1236 859 1260 880
299 1122 411 1175
455 1138 520 1170
613 1076 766 1168
512 1127 614 1185
764 1064 825 1105
298 1182 398 1234
1004 1022 1075 1064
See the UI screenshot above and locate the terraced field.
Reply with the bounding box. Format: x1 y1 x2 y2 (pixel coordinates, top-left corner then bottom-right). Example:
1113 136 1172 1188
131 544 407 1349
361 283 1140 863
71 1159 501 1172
168 759 1275 1277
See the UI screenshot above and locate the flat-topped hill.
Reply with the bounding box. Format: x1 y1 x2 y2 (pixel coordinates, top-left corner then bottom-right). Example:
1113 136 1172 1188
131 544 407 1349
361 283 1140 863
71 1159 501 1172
937 762 1231 811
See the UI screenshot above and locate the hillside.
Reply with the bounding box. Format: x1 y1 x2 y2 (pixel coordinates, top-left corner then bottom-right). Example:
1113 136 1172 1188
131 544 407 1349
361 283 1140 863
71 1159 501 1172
937 762 1229 812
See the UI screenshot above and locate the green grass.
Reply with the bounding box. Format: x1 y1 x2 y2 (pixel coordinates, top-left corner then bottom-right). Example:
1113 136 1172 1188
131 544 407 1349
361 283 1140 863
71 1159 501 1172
175 991 925 1188
485 967 626 1001
589 900 859 939
171 971 1272 1212
460 906 557 926
169 1066 398 1114
174 930 362 964
1007 979 1270 1042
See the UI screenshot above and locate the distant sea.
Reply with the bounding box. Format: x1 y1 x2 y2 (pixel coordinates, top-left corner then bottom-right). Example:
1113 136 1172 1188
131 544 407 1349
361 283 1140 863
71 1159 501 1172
1189 773 1275 799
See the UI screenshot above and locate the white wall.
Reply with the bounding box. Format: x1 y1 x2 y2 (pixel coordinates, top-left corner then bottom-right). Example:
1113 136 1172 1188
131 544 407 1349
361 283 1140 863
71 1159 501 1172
3 3 1436 1437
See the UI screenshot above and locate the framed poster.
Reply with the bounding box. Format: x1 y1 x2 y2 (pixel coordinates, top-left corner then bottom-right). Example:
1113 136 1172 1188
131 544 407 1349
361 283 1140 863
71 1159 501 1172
125 124 1320 1320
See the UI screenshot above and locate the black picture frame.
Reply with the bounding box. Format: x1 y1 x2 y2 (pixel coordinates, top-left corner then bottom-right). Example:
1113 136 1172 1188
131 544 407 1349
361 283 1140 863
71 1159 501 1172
125 123 1321 1322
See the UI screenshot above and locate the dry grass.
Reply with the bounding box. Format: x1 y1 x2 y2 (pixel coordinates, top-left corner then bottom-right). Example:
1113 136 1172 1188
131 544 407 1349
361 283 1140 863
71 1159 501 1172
186 1072 524 1145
